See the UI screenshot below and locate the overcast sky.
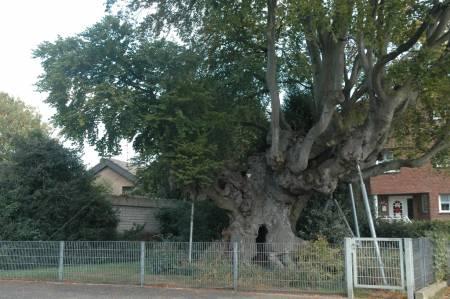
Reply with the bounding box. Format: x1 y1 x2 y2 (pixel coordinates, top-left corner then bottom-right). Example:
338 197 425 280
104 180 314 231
0 0 133 167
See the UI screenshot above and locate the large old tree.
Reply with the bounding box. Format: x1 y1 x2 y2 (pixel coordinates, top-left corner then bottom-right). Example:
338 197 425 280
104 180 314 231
35 0 450 243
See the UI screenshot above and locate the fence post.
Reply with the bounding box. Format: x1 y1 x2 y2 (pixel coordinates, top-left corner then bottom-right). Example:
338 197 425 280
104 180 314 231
140 241 145 287
232 242 239 291
404 238 415 299
58 241 64 281
344 238 354 299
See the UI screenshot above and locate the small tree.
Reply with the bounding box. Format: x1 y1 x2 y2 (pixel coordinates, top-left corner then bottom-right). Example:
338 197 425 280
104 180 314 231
0 131 118 240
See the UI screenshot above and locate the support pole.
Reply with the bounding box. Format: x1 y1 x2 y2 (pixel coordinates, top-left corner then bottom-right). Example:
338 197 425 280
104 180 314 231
348 184 360 238
188 201 194 263
357 164 387 285
333 198 354 237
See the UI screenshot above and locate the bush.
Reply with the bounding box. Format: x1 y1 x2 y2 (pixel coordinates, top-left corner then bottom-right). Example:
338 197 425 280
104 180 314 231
157 200 229 242
375 220 450 238
0 131 118 240
376 220 450 281
116 224 147 241
296 185 359 244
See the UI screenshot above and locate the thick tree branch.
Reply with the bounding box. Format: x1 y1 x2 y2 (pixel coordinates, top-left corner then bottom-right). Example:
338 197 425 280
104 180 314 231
266 0 283 165
374 20 429 71
371 3 447 101
360 135 450 179
427 5 450 46
288 97 338 173
349 84 368 103
343 54 361 101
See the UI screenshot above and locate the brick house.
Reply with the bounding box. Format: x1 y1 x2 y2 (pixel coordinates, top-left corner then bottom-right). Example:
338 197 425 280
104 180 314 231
369 163 450 221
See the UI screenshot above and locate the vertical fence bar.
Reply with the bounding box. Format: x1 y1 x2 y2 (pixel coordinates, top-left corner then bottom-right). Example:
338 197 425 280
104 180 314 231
140 241 145 287
345 238 354 299
233 242 239 291
58 241 64 281
188 202 194 263
404 238 415 299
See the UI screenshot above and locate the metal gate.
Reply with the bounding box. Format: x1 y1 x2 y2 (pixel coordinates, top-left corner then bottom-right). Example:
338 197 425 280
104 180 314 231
350 238 405 290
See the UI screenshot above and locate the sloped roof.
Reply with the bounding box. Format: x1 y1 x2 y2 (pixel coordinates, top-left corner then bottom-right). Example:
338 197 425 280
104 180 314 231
108 158 138 175
91 158 138 183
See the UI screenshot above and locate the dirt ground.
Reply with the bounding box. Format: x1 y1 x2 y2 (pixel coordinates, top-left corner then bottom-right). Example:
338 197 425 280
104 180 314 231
442 287 450 299
0 280 345 299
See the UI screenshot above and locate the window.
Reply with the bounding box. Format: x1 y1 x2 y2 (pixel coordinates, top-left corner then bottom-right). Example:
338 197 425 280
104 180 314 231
439 194 450 213
376 150 400 173
420 194 429 214
383 151 394 162
122 186 134 195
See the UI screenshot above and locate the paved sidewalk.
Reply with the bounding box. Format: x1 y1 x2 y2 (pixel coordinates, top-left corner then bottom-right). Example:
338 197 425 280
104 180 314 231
0 280 344 299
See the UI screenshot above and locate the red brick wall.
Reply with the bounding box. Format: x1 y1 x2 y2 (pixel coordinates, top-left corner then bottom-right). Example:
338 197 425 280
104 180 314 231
370 164 450 220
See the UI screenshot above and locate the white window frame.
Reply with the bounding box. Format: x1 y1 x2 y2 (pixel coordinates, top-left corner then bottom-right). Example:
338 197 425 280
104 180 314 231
438 194 450 213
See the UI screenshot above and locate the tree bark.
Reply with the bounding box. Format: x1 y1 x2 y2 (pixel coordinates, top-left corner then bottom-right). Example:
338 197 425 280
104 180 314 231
207 154 308 245
266 0 283 166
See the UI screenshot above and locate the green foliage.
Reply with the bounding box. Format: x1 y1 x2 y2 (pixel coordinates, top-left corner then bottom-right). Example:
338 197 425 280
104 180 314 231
296 184 364 244
282 90 315 134
375 220 450 238
157 200 229 242
0 131 118 240
296 198 350 244
35 16 268 191
35 1 450 211
425 230 449 281
293 238 345 289
0 92 47 160
376 220 450 281
116 224 146 241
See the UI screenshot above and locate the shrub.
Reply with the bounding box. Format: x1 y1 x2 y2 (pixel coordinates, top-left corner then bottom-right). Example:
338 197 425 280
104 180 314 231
375 220 450 238
157 200 229 242
376 220 449 281
0 131 118 240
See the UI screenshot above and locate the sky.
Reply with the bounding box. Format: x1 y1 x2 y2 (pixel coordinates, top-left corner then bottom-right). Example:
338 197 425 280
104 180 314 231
0 0 133 167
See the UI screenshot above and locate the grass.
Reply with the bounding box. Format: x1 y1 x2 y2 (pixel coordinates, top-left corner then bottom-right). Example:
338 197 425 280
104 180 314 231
0 259 343 293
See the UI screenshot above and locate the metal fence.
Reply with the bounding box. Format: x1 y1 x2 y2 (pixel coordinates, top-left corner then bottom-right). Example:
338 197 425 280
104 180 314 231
0 240 345 294
0 238 446 297
448 240 450 284
412 238 435 290
350 238 404 290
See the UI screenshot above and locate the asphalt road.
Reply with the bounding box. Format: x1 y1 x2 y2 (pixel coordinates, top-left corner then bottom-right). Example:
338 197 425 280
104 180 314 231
0 281 344 299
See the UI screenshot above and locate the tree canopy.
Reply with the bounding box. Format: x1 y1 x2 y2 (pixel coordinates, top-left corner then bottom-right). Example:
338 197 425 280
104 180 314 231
0 92 47 160
34 0 450 243
0 131 118 240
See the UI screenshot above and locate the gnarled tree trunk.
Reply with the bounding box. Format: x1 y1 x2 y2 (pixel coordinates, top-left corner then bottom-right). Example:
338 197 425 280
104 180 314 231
207 154 310 243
